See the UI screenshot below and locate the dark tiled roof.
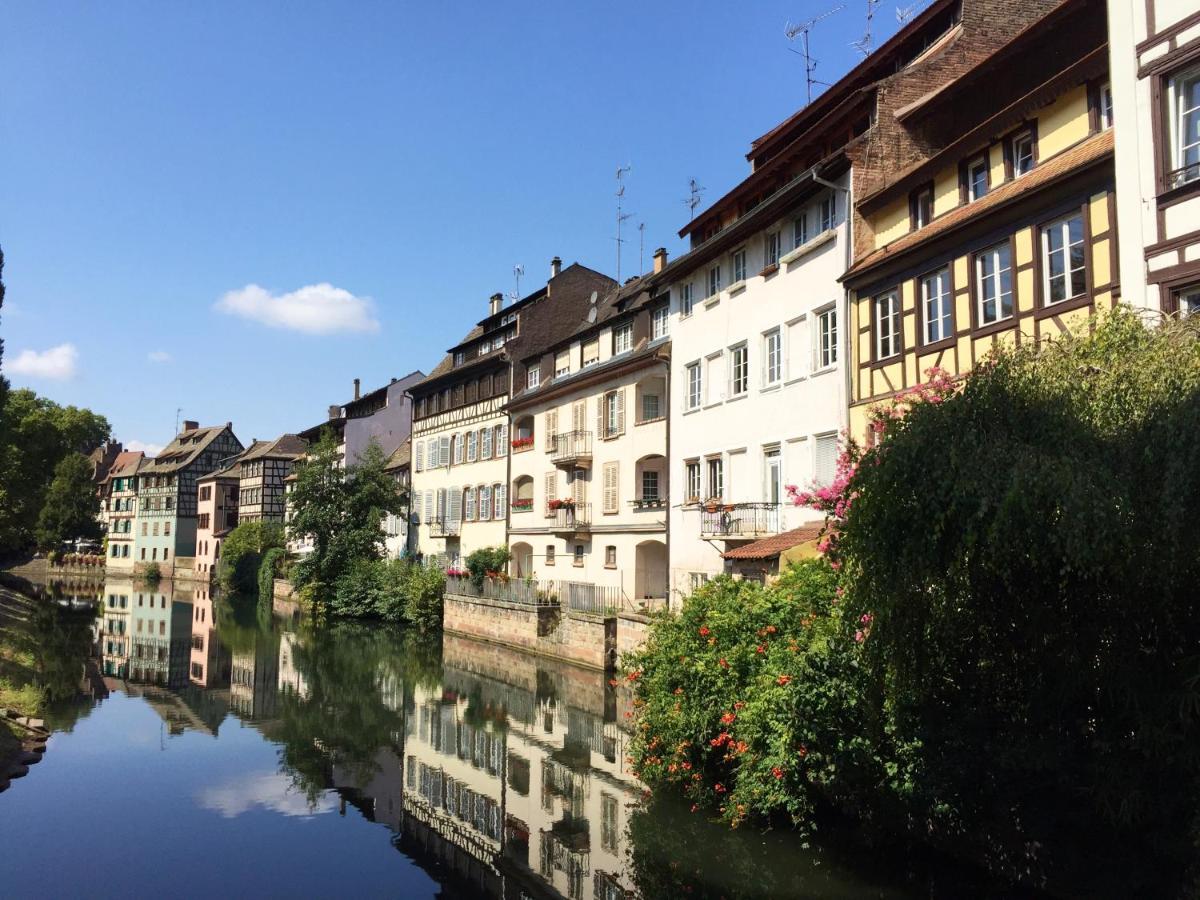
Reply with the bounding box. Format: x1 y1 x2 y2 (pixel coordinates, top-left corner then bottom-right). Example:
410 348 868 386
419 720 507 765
105 450 145 482
240 433 308 462
199 460 241 482
844 129 1114 281
384 438 411 471
140 424 235 475
722 525 826 560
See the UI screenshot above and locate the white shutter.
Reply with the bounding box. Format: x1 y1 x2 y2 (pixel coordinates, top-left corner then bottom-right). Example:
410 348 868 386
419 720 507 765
616 388 626 435
440 436 450 468
544 472 556 516
465 487 476 521
467 432 478 462
449 489 462 527
423 490 433 524
479 486 492 520
545 410 558 451
496 424 508 457
415 441 425 472
436 488 446 523
815 433 839 487
482 427 493 459
603 462 618 514
494 484 506 519
597 394 607 439
453 434 463 465
573 401 586 433
572 468 587 504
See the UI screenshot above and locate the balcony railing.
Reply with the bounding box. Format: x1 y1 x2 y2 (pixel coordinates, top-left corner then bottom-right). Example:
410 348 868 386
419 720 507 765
629 496 666 511
551 431 593 468
430 516 461 537
559 580 624 615
551 503 591 534
699 502 780 538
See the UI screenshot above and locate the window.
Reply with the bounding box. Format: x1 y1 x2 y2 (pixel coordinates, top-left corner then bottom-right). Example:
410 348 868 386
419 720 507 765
573 544 584 567
793 212 808 248
641 391 660 421
815 433 838 487
732 249 747 283
764 446 781 505
555 349 570 377
582 339 599 368
875 291 901 359
817 307 838 369
1012 130 1035 176
686 363 702 410
481 427 493 459
602 390 624 438
763 329 782 386
706 457 723 500
527 365 541 389
199 486 211 502
679 282 694 317
163 522 170 537
454 350 465 366
1042 214 1086 305
477 342 488 357
685 460 701 502
453 434 464 465
479 485 492 521
605 546 617 568
765 231 780 267
198 513 210 530
467 431 478 462
603 462 619 513
652 305 669 340
495 424 508 457
911 185 933 228
614 322 633 355
1173 283 1200 316
976 242 1013 324
707 264 721 298
1168 66 1200 188
465 486 476 521
545 545 555 566
493 484 505 519
820 195 835 231
729 344 749 397
967 156 988 201
921 268 953 344
1099 81 1113 129
641 470 659 501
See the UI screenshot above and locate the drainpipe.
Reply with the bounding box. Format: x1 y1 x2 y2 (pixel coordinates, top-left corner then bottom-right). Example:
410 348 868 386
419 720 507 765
814 168 854 436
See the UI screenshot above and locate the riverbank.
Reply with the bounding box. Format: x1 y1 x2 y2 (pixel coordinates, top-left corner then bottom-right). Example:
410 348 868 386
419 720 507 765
0 586 49 791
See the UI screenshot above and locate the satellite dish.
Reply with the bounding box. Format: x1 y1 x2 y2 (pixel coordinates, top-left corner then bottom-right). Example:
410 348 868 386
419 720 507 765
587 307 598 324
589 291 598 305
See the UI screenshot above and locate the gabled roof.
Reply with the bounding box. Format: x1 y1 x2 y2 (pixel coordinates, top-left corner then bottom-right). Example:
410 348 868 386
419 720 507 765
722 525 825 560
384 438 411 472
240 434 308 462
140 423 236 475
105 450 146 482
198 460 241 482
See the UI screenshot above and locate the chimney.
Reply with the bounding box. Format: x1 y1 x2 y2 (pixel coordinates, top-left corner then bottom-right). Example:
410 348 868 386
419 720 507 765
328 405 340 420
489 292 503 316
353 378 361 400
550 256 562 279
653 247 668 274
182 420 199 432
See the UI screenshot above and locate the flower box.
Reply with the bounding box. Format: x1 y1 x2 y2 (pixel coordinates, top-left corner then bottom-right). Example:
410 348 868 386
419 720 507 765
511 436 535 450
548 498 576 511
511 498 534 511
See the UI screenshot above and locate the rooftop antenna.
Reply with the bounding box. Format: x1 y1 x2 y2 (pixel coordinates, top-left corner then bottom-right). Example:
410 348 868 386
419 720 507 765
614 165 633 282
638 222 646 275
785 5 846 105
852 0 881 56
174 408 182 435
509 264 524 303
896 1 924 24
683 178 705 221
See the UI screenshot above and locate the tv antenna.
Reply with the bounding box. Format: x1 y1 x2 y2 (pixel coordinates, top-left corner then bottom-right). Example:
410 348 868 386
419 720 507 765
785 5 845 105
638 222 646 276
613 165 633 282
683 178 705 221
174 408 182 435
509 264 524 303
851 0 881 56
896 1 926 24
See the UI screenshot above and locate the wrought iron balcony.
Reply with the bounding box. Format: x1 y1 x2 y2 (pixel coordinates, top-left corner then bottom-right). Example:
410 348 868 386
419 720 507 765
551 431 593 469
551 502 591 535
699 502 779 538
429 516 460 537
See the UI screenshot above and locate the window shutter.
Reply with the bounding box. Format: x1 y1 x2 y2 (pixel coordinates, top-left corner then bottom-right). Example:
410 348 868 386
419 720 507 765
494 484 506 518
573 401 586 433
815 434 838 487
423 490 433 524
440 436 450 468
597 394 607 439
453 434 463 465
603 462 618 513
616 388 626 435
480 486 492 520
465 487 476 521
436 488 446 523
545 410 558 451
449 489 462 527
572 468 587 504
415 441 425 472
496 425 508 457
545 473 556 516
482 427 493 459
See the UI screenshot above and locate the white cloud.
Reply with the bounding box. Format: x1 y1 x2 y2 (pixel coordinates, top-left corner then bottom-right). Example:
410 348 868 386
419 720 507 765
147 350 171 364
124 439 164 456
8 343 78 380
196 771 337 819
214 283 380 335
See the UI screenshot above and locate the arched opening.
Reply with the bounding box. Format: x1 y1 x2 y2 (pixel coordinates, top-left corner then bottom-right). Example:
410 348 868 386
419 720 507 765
635 539 668 606
511 541 534 578
634 454 667 509
512 415 535 451
635 375 667 424
512 475 534 514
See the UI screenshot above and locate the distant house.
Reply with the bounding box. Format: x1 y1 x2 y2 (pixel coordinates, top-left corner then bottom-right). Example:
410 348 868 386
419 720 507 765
382 439 412 560
89 439 123 525
104 450 146 570
237 434 308 524
194 460 241 580
132 421 243 575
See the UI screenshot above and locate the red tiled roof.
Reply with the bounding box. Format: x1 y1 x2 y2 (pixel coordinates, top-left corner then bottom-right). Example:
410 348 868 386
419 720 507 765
722 525 826 560
844 129 1114 282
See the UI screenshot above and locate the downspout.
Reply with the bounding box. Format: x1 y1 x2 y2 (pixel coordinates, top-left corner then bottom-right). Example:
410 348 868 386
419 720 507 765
814 169 854 434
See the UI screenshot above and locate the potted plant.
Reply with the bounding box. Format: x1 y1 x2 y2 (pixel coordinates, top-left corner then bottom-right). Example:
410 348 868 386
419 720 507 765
704 498 720 513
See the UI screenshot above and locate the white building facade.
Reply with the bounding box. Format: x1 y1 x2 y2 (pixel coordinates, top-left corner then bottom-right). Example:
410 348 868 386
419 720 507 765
1108 0 1200 314
661 165 852 603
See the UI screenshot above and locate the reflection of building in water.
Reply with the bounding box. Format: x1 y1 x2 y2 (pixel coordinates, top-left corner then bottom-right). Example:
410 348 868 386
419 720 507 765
127 583 193 688
276 631 309 699
389 634 641 900
98 581 133 678
230 631 279 721
189 586 230 689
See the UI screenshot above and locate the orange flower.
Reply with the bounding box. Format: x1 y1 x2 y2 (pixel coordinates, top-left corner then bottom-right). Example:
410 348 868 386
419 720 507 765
772 766 784 779
720 711 736 724
733 700 745 709
776 675 791 686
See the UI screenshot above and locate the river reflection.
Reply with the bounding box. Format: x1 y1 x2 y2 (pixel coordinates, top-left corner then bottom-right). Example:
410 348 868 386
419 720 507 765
0 574 1009 899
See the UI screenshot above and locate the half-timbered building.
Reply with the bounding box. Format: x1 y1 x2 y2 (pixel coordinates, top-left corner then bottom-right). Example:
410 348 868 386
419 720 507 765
194 460 241 580
104 450 145 571
237 434 308 523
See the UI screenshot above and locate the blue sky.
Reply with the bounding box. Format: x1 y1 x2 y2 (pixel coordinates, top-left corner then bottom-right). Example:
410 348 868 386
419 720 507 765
1 1 910 454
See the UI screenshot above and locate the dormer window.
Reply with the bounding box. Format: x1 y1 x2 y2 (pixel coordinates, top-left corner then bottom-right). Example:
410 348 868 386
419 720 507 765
793 212 809 248
967 156 989 201
477 342 488 357
910 185 934 229
454 351 465 366
707 264 722 298
820 195 835 231
1012 130 1035 176
527 365 541 389
614 322 633 355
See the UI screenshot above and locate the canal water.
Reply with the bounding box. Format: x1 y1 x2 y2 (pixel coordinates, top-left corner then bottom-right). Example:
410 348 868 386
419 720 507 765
0 575 1018 899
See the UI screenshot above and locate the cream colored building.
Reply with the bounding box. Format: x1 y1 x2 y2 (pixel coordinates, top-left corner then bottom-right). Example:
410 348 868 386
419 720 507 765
103 451 145 572
409 260 616 565
1108 0 1200 314
506 274 669 606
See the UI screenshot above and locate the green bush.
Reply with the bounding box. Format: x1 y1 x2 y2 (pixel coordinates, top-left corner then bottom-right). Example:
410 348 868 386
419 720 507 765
331 557 386 618
258 547 287 607
625 561 906 831
402 563 445 633
140 561 161 583
219 521 285 595
464 546 511 590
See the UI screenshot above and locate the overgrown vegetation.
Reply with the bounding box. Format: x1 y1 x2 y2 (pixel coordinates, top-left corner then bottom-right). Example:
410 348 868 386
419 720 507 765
326 557 446 632
628 311 1200 895
257 546 287 606
218 520 285 595
464 546 511 590
139 561 162 583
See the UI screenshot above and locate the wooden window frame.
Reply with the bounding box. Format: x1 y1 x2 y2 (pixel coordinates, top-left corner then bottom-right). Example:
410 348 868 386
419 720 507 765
871 289 903 365
1035 205 1092 316
1153 59 1200 205
917 265 955 352
908 182 934 230
1002 122 1039 180
969 235 1019 336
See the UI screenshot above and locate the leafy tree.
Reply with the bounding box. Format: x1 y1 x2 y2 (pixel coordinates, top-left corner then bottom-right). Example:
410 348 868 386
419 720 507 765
464 546 511 590
288 430 405 614
35 453 101 549
0 246 8 422
257 546 287 607
219 520 285 595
